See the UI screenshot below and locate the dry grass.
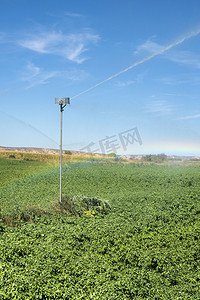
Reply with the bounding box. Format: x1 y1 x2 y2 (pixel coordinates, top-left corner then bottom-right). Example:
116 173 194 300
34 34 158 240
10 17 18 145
0 151 108 163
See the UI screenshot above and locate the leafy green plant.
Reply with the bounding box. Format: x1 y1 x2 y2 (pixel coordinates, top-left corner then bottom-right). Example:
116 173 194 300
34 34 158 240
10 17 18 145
107 152 117 157
71 195 111 214
64 150 72 155
54 195 111 216
0 159 200 298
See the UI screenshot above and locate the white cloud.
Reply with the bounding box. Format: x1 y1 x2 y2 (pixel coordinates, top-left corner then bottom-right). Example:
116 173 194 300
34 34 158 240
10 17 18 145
159 75 200 85
64 12 83 18
62 69 89 81
114 72 146 88
134 38 200 69
66 43 86 64
164 92 192 97
168 50 200 69
21 63 89 88
22 63 57 88
19 30 100 63
114 80 136 88
177 113 200 120
146 100 174 115
134 39 163 55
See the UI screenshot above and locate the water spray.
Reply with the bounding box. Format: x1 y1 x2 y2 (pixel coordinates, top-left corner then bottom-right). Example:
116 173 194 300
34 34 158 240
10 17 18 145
71 29 200 100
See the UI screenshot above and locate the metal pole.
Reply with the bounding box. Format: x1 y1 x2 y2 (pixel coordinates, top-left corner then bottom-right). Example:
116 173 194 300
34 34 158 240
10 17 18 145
60 104 63 202
55 97 70 203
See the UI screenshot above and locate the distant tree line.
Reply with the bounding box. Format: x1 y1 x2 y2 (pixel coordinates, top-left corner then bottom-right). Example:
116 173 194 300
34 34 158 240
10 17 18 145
142 153 167 163
64 150 72 155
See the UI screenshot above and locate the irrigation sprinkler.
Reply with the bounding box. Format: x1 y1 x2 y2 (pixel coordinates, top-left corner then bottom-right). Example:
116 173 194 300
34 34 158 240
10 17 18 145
55 97 70 202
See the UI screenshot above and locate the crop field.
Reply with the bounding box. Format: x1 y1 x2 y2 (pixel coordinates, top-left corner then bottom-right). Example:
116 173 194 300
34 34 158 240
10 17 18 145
0 156 200 299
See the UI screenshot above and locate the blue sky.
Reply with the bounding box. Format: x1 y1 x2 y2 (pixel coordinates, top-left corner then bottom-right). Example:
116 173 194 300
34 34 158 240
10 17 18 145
0 0 200 156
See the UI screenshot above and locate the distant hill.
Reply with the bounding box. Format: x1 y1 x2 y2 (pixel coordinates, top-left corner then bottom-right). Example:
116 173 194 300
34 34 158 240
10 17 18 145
0 146 199 160
0 146 102 157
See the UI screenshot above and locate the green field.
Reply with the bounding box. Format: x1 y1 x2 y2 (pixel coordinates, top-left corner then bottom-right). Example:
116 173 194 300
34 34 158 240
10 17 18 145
0 157 200 299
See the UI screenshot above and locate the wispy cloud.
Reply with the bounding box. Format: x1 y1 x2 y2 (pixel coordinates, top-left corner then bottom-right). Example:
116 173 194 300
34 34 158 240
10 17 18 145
0 32 6 42
19 30 100 63
114 72 145 88
0 88 9 94
164 92 192 97
146 100 174 116
134 37 200 69
21 63 89 88
168 50 200 69
159 74 200 85
64 12 83 18
114 80 136 88
134 39 163 55
177 113 200 120
71 29 200 100
22 63 57 88
62 69 89 81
